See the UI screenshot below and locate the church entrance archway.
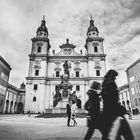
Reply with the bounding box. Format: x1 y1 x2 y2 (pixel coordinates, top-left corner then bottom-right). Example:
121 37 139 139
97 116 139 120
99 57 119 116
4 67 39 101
77 99 81 109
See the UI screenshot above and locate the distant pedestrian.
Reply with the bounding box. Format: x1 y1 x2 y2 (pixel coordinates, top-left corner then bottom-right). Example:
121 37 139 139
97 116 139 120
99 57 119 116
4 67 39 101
27 110 30 117
71 101 77 126
101 69 134 140
84 81 102 140
66 102 71 126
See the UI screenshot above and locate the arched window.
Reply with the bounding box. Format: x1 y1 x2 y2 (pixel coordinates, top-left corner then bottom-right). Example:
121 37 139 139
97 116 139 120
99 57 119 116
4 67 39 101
94 46 98 52
96 70 100 76
37 46 41 53
35 70 39 76
122 101 125 106
127 100 130 105
56 71 60 77
5 100 9 114
33 96 36 102
76 71 79 77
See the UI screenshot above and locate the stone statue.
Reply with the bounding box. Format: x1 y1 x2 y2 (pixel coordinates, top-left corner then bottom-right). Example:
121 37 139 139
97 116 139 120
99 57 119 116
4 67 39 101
53 60 73 108
53 85 62 107
63 60 70 78
69 91 77 104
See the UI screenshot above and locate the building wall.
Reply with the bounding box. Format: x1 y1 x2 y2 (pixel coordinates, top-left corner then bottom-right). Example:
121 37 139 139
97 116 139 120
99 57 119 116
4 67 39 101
3 84 25 114
126 58 140 112
119 84 132 112
0 56 11 113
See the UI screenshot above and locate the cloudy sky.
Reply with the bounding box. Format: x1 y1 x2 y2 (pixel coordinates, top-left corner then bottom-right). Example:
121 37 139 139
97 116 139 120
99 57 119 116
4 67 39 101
0 0 140 87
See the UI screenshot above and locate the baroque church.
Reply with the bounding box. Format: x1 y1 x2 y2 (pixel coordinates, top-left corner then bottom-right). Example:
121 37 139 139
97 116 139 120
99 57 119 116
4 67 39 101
25 17 106 113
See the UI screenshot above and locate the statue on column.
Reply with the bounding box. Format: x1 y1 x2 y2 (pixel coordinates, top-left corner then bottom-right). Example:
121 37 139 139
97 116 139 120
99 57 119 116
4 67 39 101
63 60 70 79
53 85 62 107
53 60 75 107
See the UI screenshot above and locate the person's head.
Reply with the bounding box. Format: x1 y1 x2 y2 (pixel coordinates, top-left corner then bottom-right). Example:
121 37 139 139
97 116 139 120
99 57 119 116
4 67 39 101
104 69 118 81
90 81 101 90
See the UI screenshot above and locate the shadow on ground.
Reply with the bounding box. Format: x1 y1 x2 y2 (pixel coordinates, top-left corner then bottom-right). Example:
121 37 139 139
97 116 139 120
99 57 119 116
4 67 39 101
35 113 87 118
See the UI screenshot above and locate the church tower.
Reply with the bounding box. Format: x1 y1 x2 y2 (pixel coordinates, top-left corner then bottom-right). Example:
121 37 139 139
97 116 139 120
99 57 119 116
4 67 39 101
25 17 51 113
85 17 106 84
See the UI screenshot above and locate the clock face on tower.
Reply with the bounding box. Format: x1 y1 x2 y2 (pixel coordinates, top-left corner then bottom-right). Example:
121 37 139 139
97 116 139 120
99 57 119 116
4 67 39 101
64 49 72 55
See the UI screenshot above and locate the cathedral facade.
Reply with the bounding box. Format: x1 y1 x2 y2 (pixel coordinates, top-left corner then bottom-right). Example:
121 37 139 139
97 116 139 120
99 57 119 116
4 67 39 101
25 17 106 113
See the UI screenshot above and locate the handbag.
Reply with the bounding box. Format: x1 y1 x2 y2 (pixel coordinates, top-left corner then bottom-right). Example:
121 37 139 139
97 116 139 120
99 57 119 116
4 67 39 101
108 116 134 140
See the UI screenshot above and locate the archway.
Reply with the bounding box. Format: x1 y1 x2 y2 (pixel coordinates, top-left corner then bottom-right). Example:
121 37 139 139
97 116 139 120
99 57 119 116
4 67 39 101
10 101 13 113
5 100 9 114
14 102 17 113
17 102 23 114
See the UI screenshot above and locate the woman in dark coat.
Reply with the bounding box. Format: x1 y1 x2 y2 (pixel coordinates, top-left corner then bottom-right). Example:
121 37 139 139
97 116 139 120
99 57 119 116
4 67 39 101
84 81 102 140
66 103 71 126
101 69 134 140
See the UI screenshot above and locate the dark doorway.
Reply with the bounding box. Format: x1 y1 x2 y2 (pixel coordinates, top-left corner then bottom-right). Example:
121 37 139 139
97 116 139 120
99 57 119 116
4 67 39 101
17 102 23 113
5 100 9 114
10 101 13 113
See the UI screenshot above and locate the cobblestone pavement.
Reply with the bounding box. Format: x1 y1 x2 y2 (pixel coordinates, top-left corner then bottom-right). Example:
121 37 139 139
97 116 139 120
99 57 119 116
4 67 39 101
0 114 140 140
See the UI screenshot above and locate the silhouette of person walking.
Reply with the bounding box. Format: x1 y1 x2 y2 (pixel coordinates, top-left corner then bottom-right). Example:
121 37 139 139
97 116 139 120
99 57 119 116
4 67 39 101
71 101 77 126
27 110 30 117
84 81 102 140
66 102 71 126
101 69 134 140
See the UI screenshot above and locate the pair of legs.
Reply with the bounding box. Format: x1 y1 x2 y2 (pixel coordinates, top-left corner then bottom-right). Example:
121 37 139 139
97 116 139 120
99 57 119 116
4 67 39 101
67 114 71 126
84 126 95 140
71 116 77 126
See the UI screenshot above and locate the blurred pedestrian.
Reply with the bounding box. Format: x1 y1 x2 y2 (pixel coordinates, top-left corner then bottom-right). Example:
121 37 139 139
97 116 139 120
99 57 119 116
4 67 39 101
126 100 132 120
84 81 103 140
71 101 77 126
27 110 30 117
101 69 134 140
66 102 71 126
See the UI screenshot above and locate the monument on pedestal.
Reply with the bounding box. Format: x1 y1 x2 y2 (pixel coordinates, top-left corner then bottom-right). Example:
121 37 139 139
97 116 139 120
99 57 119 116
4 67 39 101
53 60 77 112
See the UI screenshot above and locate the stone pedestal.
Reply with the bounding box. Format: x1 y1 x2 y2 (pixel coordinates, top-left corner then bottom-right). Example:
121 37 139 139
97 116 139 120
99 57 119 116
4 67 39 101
55 98 69 109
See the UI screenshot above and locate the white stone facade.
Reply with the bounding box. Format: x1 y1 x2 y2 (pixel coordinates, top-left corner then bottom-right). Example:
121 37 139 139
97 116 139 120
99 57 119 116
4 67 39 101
126 58 140 112
25 18 106 113
119 84 132 112
3 83 25 114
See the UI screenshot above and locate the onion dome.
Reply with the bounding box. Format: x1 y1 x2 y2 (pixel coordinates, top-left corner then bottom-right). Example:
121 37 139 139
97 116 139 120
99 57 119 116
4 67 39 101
87 17 99 35
37 16 48 35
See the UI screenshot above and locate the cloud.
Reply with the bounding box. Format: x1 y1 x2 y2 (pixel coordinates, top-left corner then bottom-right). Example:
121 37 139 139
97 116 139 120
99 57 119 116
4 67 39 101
0 0 140 87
